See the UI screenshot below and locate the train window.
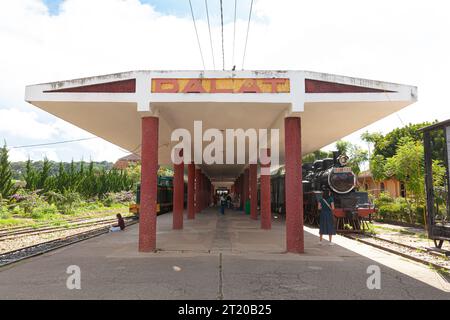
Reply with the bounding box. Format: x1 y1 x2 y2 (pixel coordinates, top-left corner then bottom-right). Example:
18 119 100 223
380 182 385 192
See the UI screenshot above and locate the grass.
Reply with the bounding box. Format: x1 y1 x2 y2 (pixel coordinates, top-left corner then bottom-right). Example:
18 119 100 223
364 223 378 235
372 224 428 239
0 203 130 229
0 218 30 228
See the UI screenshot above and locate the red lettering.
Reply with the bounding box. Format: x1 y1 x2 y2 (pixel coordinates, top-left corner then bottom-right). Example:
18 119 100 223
210 79 233 93
237 79 262 93
154 79 179 93
182 79 207 93
263 79 287 93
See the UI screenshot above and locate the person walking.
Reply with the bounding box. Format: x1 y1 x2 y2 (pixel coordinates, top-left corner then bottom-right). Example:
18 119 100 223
318 188 336 245
220 194 226 215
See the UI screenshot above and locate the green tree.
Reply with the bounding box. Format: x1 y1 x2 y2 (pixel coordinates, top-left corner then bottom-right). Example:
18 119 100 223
125 163 141 187
335 140 351 155
24 159 39 190
0 145 17 199
302 150 332 163
361 131 384 145
347 144 368 175
370 154 387 181
334 140 368 174
384 138 424 223
38 157 52 191
372 122 442 160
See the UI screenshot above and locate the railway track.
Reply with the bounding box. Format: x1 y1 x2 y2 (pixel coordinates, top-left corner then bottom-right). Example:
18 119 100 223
0 217 124 240
0 215 128 235
344 233 450 272
0 217 138 268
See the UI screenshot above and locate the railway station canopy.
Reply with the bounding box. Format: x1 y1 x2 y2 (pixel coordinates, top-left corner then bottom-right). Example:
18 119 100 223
25 70 417 186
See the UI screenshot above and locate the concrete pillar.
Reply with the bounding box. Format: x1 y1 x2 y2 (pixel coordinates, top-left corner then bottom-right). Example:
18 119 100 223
195 169 201 213
243 168 249 213
200 173 205 211
172 149 184 230
285 117 304 253
261 149 271 229
139 116 158 252
208 178 211 207
239 173 245 209
188 163 195 219
249 164 257 220
203 174 207 210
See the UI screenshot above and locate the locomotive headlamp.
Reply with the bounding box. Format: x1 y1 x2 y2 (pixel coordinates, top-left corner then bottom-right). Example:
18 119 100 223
338 154 349 166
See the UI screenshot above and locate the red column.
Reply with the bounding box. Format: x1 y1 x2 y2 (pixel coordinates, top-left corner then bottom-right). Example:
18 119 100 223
200 173 204 211
139 116 158 252
261 149 271 229
249 164 257 220
202 174 207 210
188 163 195 219
207 178 211 208
195 169 201 213
285 117 304 253
239 174 244 209
172 149 184 230
243 168 249 213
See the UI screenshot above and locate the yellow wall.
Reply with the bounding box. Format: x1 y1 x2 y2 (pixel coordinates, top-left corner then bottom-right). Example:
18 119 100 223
358 176 404 198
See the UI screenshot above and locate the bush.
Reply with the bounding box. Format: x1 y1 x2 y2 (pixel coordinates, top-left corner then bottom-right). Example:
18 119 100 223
102 193 116 207
374 194 426 225
31 203 59 220
0 201 11 219
57 190 81 215
102 191 134 207
10 189 47 215
376 197 409 222
78 201 103 211
374 192 394 206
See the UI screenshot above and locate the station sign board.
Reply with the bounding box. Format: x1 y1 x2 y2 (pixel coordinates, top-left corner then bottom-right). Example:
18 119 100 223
151 78 290 94
333 167 352 173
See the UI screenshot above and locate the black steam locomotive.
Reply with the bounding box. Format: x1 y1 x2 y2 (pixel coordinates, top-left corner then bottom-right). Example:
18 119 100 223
271 152 375 232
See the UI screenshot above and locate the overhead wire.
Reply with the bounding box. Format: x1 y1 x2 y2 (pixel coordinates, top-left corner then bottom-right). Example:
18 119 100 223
188 0 206 70
9 137 98 149
219 0 225 70
242 0 254 70
204 0 216 70
232 0 237 69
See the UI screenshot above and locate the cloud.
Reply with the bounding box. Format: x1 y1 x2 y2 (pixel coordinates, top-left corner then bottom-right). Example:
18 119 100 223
0 108 57 140
0 0 450 161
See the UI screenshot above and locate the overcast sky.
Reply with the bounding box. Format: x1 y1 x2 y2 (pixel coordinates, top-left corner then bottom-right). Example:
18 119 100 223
1 0 450 162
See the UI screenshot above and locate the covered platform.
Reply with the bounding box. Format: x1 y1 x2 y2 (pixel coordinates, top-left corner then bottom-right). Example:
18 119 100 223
25 70 418 253
0 209 449 299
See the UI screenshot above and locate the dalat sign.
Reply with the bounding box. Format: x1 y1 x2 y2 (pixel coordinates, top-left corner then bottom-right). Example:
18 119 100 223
152 78 290 94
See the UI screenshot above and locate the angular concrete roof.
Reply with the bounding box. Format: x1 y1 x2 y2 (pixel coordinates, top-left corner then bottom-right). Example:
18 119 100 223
25 70 417 184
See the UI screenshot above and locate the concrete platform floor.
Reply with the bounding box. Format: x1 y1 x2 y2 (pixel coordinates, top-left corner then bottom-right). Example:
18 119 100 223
0 208 449 300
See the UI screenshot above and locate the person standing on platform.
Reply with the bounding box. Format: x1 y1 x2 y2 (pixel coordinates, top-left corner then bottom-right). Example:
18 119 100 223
318 188 336 245
220 194 226 215
226 194 232 209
